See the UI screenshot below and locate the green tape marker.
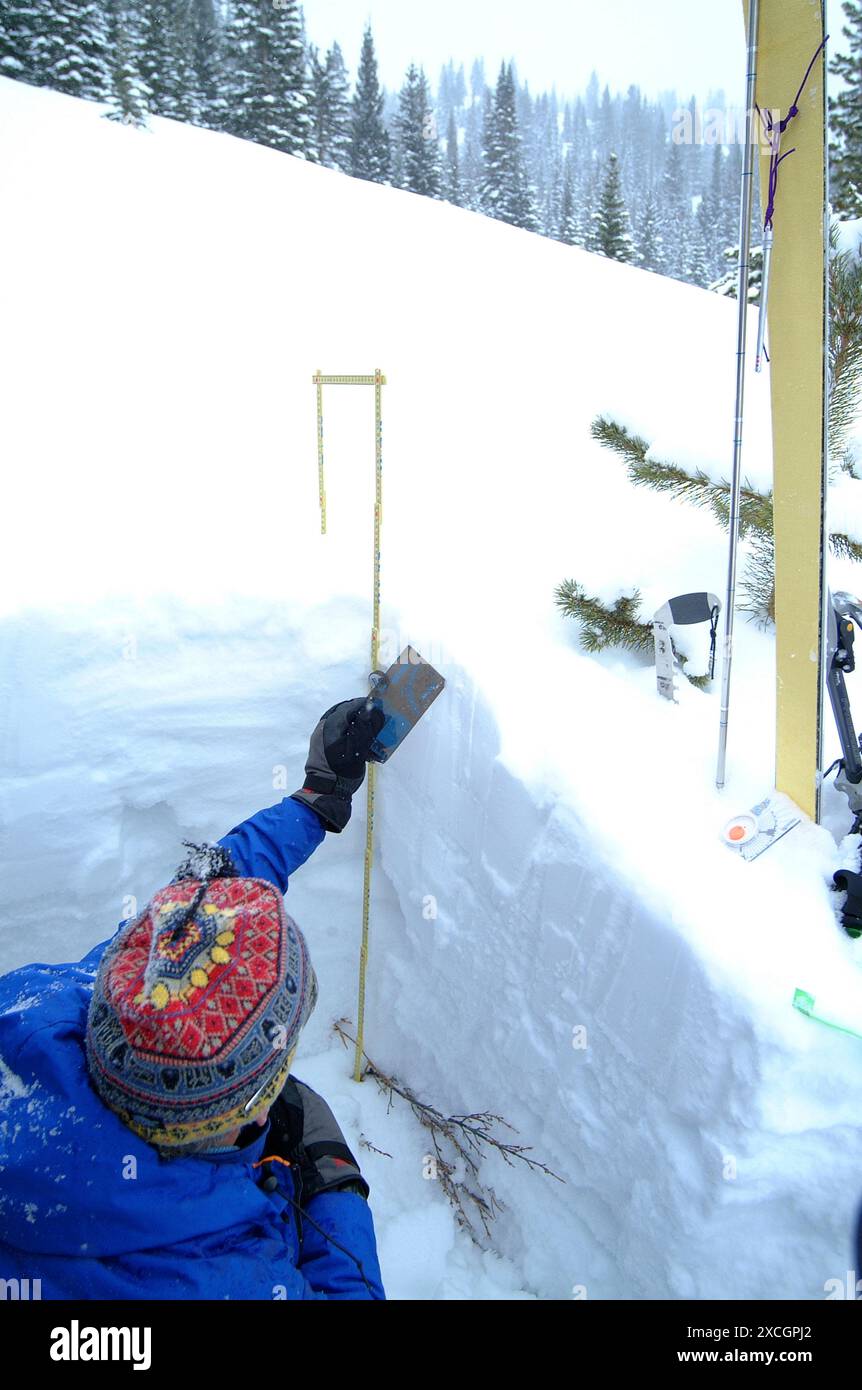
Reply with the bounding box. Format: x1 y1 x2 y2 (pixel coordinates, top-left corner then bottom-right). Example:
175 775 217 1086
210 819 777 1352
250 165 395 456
793 988 862 1043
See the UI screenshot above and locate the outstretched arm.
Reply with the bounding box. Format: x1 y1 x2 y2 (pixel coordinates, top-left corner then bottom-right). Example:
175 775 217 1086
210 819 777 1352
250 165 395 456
217 796 325 895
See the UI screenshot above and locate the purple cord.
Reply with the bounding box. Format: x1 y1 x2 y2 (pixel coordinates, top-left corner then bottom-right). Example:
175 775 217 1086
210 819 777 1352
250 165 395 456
757 34 828 230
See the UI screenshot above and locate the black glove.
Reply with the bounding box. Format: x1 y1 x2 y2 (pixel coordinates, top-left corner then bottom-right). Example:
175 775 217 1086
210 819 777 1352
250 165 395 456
264 1078 369 1201
291 697 385 833
833 867 862 938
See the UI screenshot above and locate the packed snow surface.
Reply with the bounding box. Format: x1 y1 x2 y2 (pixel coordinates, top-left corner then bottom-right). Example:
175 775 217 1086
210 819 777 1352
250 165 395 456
1 77 862 1299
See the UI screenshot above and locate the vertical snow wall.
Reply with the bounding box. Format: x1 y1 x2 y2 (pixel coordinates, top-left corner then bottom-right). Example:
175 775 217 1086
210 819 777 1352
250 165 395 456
366 665 862 1300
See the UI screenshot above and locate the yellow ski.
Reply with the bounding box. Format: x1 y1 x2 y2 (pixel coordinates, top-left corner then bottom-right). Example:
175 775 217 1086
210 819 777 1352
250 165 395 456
744 0 829 820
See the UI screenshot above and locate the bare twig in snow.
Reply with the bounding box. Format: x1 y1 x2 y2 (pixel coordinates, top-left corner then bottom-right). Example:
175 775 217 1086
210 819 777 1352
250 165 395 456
332 1017 564 1245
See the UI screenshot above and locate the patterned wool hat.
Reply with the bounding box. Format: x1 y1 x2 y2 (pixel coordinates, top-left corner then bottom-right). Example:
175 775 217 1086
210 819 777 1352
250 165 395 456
86 875 317 1151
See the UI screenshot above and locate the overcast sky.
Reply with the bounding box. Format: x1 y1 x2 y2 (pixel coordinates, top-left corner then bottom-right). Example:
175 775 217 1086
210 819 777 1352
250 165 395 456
300 0 849 103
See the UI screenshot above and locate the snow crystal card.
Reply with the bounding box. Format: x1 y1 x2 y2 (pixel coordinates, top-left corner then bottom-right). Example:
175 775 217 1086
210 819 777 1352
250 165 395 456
722 796 802 861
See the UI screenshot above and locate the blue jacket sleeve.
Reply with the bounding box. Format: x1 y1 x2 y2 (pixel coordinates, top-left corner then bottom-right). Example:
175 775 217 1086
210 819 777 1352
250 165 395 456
218 796 326 894
298 1191 386 1300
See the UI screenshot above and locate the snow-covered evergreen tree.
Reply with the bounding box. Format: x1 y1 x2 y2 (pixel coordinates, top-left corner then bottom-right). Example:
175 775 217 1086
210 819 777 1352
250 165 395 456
567 99 593 247
830 0 862 216
635 190 664 272
659 139 690 279
445 108 462 205
531 89 562 237
713 139 744 275
32 0 111 102
225 0 311 155
556 153 578 246
695 142 725 283
309 45 328 161
326 42 351 170
577 163 599 251
349 23 390 183
453 62 467 110
584 70 600 123
621 84 650 207
544 146 565 239
596 84 617 162
436 59 465 129
516 72 533 147
460 93 485 211
138 0 192 121
481 62 537 232
684 209 711 286
309 40 351 170
0 0 42 85
562 100 574 147
595 152 633 262
104 0 147 126
395 64 440 197
188 0 227 131
269 0 312 156
709 242 763 299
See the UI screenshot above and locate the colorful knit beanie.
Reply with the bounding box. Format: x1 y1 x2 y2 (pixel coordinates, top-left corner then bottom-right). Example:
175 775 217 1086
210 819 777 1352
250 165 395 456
86 869 317 1152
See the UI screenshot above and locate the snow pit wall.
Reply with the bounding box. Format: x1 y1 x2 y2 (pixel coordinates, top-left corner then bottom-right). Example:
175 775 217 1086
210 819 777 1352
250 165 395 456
368 679 862 1301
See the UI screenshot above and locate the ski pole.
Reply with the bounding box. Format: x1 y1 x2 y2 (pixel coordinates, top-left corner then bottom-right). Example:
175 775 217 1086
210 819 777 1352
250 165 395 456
717 0 761 791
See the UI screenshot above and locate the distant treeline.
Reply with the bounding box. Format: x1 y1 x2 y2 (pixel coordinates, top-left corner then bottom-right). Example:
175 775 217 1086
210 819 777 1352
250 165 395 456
2 1 860 286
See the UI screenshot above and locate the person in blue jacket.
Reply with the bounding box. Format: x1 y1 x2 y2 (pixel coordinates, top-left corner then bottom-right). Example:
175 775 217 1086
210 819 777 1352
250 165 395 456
0 698 387 1301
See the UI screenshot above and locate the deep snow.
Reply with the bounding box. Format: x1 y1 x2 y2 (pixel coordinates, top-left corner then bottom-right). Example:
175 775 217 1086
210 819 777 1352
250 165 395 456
1 76 862 1300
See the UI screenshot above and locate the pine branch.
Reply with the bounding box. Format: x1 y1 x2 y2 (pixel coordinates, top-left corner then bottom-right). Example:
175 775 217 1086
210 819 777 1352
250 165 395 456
829 231 862 462
555 580 715 685
830 531 862 564
590 414 653 468
738 530 775 626
838 450 862 479
591 413 861 634
591 416 773 536
554 580 654 654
